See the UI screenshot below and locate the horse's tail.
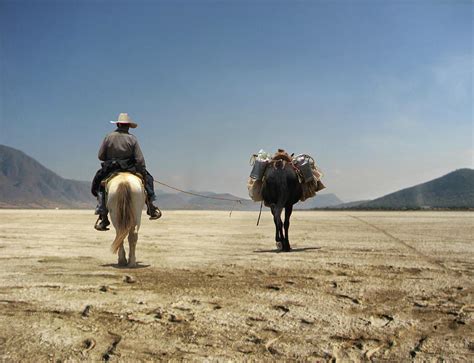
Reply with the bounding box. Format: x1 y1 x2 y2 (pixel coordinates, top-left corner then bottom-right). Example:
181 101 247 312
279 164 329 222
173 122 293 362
111 181 135 254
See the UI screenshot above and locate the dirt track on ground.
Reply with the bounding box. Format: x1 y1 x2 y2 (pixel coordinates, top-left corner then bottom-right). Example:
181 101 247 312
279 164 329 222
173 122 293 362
0 210 473 361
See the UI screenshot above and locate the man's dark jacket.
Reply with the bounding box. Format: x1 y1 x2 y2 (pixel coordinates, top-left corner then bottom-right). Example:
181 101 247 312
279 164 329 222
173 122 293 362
98 128 146 168
91 128 153 198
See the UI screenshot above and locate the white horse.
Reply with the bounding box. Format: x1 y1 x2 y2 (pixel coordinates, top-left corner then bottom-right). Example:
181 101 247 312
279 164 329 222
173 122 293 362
106 172 146 267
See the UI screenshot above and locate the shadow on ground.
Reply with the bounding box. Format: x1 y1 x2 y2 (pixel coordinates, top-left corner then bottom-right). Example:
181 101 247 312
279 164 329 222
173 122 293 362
253 246 321 253
100 262 151 269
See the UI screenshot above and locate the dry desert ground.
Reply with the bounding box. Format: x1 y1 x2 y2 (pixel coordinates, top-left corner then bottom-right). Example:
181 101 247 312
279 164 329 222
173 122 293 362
0 210 473 361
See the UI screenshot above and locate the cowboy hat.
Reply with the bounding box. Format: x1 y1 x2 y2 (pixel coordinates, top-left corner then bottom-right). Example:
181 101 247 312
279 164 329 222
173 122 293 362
110 113 138 128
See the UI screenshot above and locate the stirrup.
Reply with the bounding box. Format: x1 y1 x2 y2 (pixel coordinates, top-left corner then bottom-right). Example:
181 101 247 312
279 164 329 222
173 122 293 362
94 216 110 231
148 207 162 220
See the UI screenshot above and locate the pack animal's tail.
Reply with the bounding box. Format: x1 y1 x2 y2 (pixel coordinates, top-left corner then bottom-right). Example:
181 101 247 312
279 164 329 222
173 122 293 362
111 181 135 254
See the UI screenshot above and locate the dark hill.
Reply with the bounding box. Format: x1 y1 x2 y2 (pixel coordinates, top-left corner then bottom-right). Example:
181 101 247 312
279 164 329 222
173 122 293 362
0 145 94 208
356 169 474 209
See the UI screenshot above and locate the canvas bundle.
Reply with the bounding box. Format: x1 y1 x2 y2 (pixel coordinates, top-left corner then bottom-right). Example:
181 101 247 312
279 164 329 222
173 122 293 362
247 177 264 202
299 172 326 201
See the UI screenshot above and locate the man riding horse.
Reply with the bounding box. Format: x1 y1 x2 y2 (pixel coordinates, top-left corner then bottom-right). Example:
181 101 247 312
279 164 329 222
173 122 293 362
91 113 161 231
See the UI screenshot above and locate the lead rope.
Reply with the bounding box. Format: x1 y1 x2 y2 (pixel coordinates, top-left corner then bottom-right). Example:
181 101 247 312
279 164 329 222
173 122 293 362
153 178 242 216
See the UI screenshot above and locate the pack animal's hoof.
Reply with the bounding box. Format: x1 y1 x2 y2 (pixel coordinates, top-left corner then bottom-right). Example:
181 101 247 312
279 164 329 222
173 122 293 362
276 241 283 251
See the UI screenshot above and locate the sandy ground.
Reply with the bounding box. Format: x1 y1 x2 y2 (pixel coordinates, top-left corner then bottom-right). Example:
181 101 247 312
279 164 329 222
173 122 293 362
0 210 473 362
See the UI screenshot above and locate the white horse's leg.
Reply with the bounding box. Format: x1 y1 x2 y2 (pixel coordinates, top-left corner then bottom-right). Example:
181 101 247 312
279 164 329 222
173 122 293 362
127 228 138 268
118 244 127 266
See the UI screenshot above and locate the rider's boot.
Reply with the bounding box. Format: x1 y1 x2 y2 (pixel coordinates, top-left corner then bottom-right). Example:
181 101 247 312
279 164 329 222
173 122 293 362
146 197 162 220
94 190 110 231
141 170 162 220
94 214 110 231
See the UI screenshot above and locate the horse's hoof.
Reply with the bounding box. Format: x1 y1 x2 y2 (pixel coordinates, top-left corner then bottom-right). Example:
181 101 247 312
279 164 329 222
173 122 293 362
118 259 127 266
276 241 283 251
127 263 137 268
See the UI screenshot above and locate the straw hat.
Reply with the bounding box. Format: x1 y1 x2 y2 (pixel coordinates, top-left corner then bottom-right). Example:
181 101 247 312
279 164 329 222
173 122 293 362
110 113 138 128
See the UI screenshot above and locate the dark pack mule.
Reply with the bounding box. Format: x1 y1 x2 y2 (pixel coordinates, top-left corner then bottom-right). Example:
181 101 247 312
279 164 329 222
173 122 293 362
261 157 302 252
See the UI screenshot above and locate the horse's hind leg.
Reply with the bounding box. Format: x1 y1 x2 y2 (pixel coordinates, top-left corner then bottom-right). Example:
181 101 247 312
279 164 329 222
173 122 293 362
270 206 279 242
118 244 127 266
283 205 293 252
272 206 284 251
127 228 138 268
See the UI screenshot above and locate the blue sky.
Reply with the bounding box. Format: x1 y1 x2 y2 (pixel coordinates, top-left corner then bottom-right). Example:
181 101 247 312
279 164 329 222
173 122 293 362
1 0 472 201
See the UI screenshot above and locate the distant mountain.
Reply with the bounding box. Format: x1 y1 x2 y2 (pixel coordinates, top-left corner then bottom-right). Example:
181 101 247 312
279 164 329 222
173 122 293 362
0 144 249 210
0 144 344 210
156 190 259 211
0 145 95 208
330 200 371 209
296 193 343 209
353 169 474 209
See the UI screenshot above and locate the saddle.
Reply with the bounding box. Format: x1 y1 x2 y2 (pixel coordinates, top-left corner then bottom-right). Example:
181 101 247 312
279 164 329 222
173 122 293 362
272 149 292 162
100 171 146 189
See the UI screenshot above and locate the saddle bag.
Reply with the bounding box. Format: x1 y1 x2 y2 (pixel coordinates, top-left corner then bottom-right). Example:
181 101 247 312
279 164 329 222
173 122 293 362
293 156 314 183
248 151 270 202
250 159 268 181
292 154 325 202
248 160 266 202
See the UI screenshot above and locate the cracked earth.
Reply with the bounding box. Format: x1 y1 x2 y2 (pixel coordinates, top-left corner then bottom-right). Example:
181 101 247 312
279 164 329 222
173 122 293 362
0 210 473 361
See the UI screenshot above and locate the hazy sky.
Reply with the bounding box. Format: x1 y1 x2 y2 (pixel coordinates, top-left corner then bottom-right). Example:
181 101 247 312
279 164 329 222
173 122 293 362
1 0 472 201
